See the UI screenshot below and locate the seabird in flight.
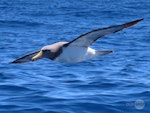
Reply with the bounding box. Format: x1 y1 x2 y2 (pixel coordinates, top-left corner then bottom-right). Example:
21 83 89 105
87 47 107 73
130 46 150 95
11 19 143 64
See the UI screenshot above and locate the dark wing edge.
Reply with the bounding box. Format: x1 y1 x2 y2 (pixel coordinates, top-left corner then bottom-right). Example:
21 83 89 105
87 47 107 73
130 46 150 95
65 18 144 47
10 50 40 64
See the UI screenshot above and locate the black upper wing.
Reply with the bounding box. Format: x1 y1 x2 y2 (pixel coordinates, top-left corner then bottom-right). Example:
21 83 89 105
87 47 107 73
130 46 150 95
66 19 143 47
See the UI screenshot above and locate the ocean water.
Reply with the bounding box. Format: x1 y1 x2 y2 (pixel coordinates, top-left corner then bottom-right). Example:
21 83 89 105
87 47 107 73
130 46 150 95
0 0 150 113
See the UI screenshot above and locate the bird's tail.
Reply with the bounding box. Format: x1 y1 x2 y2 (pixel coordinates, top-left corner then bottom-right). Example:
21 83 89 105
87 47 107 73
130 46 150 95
10 50 41 64
95 50 113 57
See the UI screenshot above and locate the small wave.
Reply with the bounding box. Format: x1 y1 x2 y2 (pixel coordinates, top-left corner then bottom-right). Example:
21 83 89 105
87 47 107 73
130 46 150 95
0 20 45 27
0 84 33 93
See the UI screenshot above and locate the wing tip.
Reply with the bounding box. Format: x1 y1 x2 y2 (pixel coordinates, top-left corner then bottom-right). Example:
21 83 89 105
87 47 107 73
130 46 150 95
9 59 18 64
9 60 26 64
124 18 144 28
10 61 16 64
10 60 33 64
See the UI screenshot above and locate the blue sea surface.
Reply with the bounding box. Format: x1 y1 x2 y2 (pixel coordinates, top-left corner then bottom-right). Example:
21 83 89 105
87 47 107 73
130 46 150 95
0 0 150 113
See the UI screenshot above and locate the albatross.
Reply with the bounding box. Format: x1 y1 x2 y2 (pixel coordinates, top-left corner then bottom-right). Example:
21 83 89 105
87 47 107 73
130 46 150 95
11 19 143 64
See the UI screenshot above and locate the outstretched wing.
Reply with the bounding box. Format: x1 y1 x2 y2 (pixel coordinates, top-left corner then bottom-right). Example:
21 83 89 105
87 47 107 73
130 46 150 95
10 50 40 64
66 19 143 47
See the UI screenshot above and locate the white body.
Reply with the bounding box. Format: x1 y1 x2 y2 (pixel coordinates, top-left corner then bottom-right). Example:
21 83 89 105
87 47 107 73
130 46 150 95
55 46 97 63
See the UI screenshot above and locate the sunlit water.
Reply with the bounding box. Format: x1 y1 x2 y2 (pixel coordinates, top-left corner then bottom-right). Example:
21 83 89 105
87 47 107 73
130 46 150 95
0 0 150 113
